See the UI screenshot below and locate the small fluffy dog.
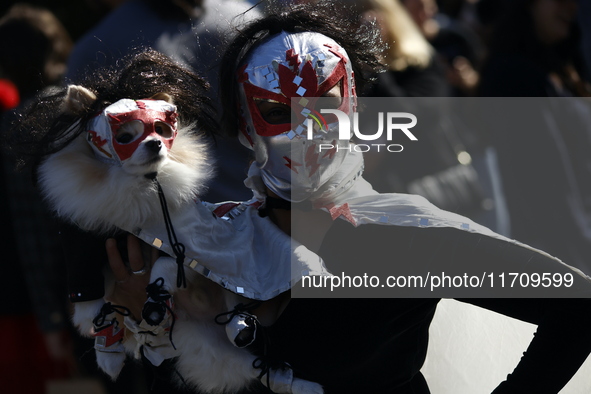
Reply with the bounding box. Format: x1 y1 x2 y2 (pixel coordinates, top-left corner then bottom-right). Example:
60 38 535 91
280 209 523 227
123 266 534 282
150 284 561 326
14 50 322 394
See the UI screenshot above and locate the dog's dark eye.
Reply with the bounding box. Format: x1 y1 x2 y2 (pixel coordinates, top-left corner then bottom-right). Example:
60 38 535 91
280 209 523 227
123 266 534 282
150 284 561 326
115 120 143 144
116 134 134 144
155 122 173 138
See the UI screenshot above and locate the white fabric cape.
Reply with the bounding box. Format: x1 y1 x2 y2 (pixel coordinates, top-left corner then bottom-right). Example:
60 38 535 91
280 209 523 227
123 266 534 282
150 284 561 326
129 198 329 300
126 150 590 301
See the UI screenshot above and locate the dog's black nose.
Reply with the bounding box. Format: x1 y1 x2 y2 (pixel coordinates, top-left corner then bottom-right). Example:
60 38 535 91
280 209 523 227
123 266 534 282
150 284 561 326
146 139 162 152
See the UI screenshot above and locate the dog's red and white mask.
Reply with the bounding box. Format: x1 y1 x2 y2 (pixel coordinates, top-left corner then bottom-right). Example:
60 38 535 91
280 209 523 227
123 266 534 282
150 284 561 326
86 98 178 175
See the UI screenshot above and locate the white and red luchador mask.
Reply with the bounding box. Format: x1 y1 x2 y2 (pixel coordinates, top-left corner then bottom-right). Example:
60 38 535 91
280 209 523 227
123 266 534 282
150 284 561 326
86 98 178 166
237 31 357 202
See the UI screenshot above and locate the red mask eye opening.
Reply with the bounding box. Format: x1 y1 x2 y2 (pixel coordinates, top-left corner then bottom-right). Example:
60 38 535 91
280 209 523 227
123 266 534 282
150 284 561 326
242 53 352 137
256 99 293 125
114 120 143 144
154 121 174 138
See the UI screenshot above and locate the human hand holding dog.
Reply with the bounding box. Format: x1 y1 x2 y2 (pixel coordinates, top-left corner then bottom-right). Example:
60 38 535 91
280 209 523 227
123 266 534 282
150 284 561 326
106 234 159 320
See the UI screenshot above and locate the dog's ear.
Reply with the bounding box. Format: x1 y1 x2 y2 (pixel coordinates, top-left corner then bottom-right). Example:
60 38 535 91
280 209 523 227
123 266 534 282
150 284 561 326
149 92 174 104
63 85 97 115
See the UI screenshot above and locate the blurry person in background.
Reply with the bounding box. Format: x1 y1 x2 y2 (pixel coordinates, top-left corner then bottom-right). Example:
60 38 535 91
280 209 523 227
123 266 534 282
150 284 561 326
359 0 508 235
479 0 591 274
0 4 77 393
361 0 449 97
473 0 507 53
480 0 588 97
578 0 591 78
0 4 151 394
66 0 261 203
401 0 482 96
0 3 72 101
400 0 440 40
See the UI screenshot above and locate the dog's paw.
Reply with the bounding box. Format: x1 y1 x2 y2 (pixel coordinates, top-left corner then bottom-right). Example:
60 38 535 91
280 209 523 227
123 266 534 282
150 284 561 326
95 350 126 380
72 299 105 337
291 378 324 394
150 257 178 292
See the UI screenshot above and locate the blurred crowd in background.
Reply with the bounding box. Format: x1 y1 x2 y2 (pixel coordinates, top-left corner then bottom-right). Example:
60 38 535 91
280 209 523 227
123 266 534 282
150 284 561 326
0 0 589 393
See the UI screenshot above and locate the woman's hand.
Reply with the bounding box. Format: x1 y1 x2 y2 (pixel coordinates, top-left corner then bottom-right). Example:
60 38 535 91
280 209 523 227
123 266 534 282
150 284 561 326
105 234 159 321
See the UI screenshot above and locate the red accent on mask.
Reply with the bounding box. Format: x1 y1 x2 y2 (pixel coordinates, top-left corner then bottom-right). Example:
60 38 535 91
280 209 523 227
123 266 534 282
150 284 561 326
88 130 108 148
322 140 338 160
284 156 302 174
324 43 348 64
87 130 113 158
285 49 301 70
241 47 351 138
237 64 249 83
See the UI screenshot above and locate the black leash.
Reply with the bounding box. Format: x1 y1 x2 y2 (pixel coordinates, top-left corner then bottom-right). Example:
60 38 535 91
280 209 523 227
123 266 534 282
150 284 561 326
153 177 187 288
92 302 131 327
214 301 262 325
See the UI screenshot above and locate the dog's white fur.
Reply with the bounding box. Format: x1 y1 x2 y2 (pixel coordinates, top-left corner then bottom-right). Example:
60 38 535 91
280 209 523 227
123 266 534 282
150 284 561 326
39 85 323 394
39 100 209 233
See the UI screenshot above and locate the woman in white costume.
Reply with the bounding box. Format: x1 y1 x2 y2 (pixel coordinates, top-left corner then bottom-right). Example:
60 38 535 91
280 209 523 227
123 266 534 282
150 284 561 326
216 3 591 393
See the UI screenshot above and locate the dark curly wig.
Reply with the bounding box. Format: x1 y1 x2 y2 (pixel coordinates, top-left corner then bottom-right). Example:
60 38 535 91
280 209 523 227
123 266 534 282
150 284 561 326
219 0 384 137
7 48 216 169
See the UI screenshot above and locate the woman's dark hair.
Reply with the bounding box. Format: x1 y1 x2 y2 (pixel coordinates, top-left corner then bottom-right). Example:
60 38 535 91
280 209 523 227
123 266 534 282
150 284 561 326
219 1 383 137
6 48 216 169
